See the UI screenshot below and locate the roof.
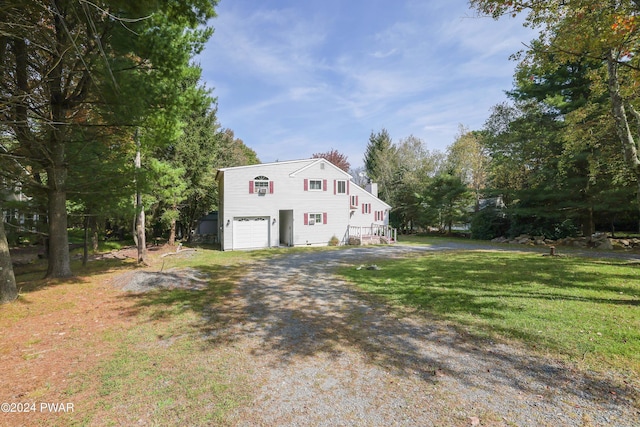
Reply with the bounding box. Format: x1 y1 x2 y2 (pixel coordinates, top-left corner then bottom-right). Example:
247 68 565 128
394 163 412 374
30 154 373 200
215 158 352 181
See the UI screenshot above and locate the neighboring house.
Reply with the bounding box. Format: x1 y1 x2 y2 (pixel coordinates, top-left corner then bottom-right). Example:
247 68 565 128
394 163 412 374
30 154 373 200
192 211 218 244
215 158 392 251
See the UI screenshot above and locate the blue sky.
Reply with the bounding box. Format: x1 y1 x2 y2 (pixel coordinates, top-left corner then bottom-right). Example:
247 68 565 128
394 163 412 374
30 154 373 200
197 0 537 168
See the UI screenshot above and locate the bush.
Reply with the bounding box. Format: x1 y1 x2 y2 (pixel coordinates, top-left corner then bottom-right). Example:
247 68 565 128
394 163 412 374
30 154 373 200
470 208 509 240
507 215 579 240
328 235 340 246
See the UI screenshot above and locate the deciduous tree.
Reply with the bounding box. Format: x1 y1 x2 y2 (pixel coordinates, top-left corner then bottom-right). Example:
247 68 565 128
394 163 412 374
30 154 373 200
312 149 350 172
470 0 640 227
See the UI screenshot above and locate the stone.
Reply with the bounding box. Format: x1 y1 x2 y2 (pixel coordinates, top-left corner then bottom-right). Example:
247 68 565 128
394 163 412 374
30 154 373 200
594 238 613 250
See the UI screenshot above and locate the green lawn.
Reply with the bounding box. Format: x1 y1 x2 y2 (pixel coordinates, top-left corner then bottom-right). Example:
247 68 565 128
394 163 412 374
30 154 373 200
337 250 640 375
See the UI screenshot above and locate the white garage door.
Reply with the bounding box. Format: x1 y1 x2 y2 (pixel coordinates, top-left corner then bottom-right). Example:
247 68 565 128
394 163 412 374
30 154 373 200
233 217 270 249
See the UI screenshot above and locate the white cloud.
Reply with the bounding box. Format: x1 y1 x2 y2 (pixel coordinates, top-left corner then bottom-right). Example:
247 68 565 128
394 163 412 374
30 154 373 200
199 0 538 166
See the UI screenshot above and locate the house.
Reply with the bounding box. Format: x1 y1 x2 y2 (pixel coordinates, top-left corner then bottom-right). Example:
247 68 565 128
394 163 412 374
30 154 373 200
215 158 393 250
191 211 218 244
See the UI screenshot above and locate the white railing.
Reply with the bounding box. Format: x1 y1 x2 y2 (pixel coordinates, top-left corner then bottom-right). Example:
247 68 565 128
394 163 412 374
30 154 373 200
347 224 397 244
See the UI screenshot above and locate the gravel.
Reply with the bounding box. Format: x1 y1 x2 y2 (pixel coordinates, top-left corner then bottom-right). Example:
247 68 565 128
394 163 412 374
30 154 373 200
111 267 210 292
214 245 639 426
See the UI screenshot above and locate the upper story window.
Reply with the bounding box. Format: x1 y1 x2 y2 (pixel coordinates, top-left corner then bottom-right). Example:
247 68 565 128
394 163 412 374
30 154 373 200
309 179 322 191
336 180 346 194
250 176 273 194
304 178 327 192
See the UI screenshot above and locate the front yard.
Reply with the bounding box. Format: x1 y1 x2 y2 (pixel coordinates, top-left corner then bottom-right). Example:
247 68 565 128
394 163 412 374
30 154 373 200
1 240 639 425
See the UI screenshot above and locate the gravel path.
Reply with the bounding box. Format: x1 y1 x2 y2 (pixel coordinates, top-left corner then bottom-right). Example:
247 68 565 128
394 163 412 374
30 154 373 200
201 244 639 426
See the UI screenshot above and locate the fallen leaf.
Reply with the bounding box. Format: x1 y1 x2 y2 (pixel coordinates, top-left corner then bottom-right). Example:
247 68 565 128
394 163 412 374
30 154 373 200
470 416 480 426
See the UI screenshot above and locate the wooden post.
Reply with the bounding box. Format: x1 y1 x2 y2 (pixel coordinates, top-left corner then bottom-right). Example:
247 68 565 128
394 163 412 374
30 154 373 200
550 246 556 256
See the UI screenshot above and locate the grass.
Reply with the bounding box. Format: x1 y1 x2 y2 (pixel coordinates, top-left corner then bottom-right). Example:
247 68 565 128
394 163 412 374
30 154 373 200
3 244 270 426
337 250 640 375
66 247 262 426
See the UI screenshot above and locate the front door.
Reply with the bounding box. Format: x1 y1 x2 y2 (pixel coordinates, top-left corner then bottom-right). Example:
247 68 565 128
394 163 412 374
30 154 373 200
279 210 293 246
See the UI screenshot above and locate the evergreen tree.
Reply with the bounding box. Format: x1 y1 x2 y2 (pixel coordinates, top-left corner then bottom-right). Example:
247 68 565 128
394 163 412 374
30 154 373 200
0 0 218 277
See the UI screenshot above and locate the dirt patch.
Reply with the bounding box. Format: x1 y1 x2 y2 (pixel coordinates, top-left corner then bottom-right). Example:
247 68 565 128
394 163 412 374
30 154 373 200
110 268 210 292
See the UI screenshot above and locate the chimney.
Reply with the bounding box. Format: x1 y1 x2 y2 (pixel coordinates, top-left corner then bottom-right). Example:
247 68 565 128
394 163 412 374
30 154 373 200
365 182 378 198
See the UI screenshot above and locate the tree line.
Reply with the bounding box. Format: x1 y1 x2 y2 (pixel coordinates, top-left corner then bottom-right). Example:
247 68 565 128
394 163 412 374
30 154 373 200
1 1 257 302
363 0 640 240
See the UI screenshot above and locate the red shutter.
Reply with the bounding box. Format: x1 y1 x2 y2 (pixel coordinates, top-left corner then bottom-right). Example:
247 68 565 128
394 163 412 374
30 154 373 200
304 213 308 225
249 181 254 194
333 180 336 195
362 204 365 214
269 181 274 194
323 179 327 191
356 195 358 206
304 179 308 191
323 212 327 224
347 181 350 195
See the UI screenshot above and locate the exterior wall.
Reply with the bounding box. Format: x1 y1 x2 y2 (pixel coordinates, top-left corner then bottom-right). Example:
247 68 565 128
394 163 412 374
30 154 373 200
217 159 391 251
347 184 390 228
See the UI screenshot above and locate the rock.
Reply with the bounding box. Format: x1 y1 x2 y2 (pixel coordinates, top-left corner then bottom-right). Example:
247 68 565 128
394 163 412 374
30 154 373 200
366 265 380 270
573 239 587 248
594 238 613 250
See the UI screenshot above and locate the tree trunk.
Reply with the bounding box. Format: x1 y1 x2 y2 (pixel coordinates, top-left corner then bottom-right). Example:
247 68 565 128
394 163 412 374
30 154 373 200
90 217 99 253
82 215 89 266
582 206 594 238
169 218 177 246
606 52 640 228
45 176 72 278
134 129 146 264
136 204 146 263
1 206 18 303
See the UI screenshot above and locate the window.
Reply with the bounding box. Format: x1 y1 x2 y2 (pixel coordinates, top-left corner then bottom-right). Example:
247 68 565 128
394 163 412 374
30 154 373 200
350 195 358 207
308 213 322 225
309 179 322 190
336 180 346 194
304 212 327 225
362 203 371 214
304 179 327 191
251 176 273 194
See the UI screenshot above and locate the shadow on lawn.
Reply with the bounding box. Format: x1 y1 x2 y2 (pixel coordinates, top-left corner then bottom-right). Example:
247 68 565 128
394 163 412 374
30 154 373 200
120 247 640 416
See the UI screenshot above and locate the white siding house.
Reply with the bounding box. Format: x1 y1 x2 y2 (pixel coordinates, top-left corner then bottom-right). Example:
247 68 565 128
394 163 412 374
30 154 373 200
215 158 392 250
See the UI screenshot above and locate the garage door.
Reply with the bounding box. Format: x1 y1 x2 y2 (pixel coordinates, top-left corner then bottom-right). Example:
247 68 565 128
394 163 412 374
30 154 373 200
233 217 270 249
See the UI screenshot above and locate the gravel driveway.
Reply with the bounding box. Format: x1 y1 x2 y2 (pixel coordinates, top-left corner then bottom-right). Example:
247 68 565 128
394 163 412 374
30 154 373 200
204 244 639 426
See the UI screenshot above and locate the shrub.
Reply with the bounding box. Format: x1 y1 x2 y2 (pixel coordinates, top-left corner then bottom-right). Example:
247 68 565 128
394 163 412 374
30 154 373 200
470 207 509 240
328 235 340 246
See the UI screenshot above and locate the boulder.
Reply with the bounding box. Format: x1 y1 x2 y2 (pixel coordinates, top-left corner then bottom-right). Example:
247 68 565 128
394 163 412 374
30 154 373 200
594 238 613 250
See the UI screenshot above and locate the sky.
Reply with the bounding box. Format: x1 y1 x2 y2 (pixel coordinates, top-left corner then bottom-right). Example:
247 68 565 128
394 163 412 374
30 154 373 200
197 0 538 168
